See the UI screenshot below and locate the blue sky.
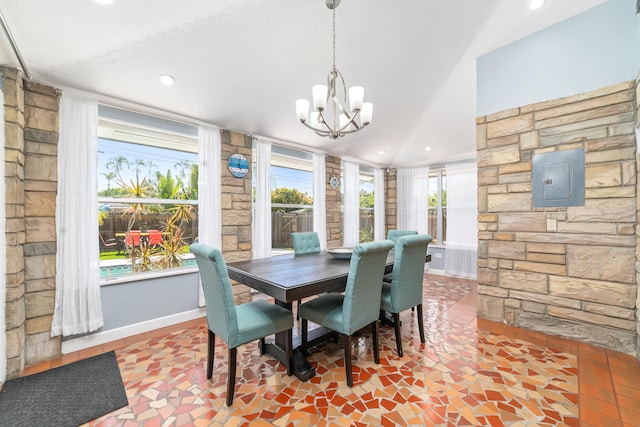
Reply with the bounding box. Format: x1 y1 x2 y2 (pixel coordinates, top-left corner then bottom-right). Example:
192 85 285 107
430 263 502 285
98 138 197 192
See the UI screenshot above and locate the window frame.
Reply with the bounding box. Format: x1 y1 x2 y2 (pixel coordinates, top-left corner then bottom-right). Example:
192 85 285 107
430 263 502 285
97 106 199 284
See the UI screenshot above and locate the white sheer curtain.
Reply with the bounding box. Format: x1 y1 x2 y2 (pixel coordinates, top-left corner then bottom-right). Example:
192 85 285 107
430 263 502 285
253 139 272 259
197 125 222 306
313 153 327 250
374 168 385 241
52 93 103 336
342 161 360 247
396 166 429 234
445 162 478 279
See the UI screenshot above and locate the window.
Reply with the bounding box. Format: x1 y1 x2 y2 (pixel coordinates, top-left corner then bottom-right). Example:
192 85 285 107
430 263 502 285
428 169 446 245
262 145 314 252
97 106 199 280
359 167 375 242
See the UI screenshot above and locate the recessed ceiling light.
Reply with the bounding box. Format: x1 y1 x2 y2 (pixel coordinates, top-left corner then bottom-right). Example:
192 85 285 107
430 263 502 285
424 146 432 151
378 150 385 155
158 74 175 86
529 0 546 10
94 0 113 4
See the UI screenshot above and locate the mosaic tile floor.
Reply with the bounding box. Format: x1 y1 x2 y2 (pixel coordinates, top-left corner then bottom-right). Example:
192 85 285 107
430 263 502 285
23 274 640 426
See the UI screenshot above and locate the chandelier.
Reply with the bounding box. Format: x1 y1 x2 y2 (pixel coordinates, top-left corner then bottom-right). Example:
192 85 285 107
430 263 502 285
295 0 372 139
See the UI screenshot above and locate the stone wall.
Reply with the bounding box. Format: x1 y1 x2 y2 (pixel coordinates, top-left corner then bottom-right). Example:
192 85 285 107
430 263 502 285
2 67 59 378
325 155 342 248
220 130 253 264
385 169 397 235
23 82 59 365
3 67 26 379
477 80 638 355
636 73 640 358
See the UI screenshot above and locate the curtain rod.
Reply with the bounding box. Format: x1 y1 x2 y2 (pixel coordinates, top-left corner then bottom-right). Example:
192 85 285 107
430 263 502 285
0 9 30 80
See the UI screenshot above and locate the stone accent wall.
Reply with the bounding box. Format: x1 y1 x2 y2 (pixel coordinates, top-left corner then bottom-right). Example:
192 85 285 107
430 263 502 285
477 81 638 355
2 68 60 378
3 67 26 379
325 155 342 248
220 130 253 264
385 169 397 235
23 82 59 365
635 73 640 358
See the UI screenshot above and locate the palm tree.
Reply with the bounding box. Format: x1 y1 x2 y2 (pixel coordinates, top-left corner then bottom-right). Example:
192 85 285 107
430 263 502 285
101 171 116 190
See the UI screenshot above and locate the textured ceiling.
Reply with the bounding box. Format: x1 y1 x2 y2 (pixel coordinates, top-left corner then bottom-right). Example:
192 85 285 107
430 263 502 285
0 0 605 167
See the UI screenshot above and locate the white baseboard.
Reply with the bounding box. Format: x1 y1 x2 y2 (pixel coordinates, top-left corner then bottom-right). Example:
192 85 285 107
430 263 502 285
425 268 447 276
61 308 207 354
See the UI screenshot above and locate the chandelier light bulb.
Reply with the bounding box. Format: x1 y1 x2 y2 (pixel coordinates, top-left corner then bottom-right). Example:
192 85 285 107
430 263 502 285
296 99 310 122
348 86 364 111
529 0 546 10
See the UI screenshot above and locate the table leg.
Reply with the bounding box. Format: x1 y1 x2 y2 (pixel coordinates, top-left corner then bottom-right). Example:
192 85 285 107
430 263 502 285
266 301 316 381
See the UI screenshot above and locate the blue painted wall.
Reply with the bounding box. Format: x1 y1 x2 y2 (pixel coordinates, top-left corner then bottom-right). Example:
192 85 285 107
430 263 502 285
99 272 200 331
477 0 640 116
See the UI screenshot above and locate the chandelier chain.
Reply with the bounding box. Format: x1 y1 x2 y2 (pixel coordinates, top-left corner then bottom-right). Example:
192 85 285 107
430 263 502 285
332 2 336 71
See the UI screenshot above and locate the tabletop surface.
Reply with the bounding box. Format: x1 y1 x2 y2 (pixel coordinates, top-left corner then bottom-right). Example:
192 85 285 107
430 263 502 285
226 251 431 304
226 251 394 303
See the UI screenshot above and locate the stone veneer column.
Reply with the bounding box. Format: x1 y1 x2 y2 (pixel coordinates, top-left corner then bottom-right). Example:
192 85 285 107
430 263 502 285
22 81 59 365
477 80 638 356
3 67 61 376
220 130 252 262
325 155 342 248
3 67 26 378
635 73 640 358
220 130 252 303
385 169 397 235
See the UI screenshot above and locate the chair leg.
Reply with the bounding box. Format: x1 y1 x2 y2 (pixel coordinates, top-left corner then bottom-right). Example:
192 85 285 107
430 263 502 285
392 312 403 357
226 347 237 406
372 321 380 364
343 334 353 387
260 338 266 355
417 304 425 343
301 318 309 356
207 330 215 379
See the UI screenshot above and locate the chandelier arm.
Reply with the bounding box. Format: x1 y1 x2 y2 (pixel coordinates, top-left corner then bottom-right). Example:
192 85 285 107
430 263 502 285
298 118 333 137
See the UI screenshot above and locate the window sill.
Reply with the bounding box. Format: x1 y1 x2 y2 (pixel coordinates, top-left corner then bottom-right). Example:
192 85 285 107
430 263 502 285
100 266 199 286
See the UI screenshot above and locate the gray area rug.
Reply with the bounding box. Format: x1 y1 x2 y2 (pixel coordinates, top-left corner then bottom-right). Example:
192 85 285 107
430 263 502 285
0 351 128 427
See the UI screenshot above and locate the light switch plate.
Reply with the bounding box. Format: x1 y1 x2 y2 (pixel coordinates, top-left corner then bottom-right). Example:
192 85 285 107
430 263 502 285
546 219 557 231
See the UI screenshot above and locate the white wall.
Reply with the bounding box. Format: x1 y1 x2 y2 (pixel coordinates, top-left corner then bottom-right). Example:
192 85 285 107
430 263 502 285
477 0 640 116
1 81 7 384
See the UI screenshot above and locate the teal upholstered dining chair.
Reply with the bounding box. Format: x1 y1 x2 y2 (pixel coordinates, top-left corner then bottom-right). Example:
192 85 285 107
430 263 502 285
190 243 294 406
291 232 322 318
299 239 394 387
291 231 321 254
387 229 418 245
380 234 432 357
384 230 419 283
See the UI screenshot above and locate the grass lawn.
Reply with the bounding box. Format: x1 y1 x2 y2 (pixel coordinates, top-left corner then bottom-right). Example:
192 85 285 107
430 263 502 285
99 251 127 261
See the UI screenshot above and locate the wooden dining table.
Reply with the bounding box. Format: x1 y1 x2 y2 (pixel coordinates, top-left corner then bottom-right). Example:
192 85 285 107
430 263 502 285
226 250 431 381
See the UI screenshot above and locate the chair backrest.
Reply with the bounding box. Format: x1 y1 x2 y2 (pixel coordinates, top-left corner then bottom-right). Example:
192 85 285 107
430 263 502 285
98 232 115 247
190 243 240 347
387 230 418 245
291 232 321 255
126 230 141 246
388 234 433 312
342 239 394 334
147 230 162 245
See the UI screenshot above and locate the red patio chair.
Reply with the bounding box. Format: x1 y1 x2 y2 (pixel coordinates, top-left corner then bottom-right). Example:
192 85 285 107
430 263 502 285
125 230 141 248
147 229 163 246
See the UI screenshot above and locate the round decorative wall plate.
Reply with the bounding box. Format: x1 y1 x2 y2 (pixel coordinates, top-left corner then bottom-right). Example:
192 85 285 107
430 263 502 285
329 175 339 189
228 154 249 178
